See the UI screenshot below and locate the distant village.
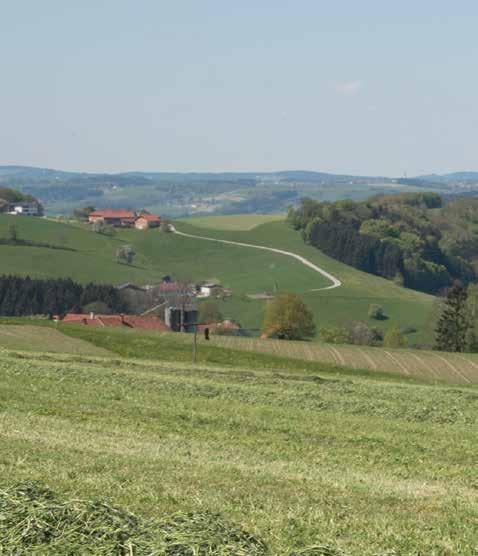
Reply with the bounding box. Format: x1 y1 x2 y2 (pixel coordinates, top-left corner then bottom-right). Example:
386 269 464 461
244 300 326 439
61 278 238 335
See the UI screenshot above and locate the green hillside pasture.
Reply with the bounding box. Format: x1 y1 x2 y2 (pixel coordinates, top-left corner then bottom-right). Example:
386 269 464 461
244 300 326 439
0 349 477 554
121 225 330 294
0 214 436 344
0 324 110 355
0 215 164 284
185 213 284 230
176 220 437 344
207 335 478 386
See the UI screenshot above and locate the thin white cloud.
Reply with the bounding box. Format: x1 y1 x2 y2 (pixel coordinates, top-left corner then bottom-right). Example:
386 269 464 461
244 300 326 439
335 80 364 96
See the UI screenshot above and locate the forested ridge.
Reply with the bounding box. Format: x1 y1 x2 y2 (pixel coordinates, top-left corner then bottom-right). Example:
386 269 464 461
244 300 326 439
0 276 124 316
288 192 477 294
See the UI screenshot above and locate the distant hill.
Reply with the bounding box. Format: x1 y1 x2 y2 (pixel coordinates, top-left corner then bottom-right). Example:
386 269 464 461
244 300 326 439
419 171 478 183
0 165 444 217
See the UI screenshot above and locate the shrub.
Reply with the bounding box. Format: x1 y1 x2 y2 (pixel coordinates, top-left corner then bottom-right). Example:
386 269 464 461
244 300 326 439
345 321 383 346
383 327 407 348
368 304 387 320
320 326 350 344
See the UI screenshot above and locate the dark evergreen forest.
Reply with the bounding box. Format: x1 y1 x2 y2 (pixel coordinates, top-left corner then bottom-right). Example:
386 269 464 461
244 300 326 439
0 276 124 316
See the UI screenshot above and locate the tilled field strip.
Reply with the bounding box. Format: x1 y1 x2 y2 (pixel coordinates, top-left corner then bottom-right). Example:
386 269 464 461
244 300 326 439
209 336 478 385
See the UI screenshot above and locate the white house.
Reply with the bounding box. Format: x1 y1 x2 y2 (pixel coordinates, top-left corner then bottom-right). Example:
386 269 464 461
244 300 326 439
9 202 43 216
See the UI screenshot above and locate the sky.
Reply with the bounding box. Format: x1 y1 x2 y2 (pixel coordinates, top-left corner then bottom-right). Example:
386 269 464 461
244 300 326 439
1 1 477 176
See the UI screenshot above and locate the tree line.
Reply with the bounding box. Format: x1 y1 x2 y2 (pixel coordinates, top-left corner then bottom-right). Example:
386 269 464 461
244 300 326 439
288 193 475 294
0 275 124 317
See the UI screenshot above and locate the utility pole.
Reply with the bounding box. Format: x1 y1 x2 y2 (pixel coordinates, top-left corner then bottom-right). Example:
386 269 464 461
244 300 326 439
193 324 198 363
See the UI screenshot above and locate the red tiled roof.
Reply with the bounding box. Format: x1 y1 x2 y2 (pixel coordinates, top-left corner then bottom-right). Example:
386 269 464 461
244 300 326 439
90 209 136 219
62 314 169 331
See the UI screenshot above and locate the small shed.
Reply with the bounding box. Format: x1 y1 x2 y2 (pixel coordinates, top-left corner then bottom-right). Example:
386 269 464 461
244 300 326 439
199 283 223 298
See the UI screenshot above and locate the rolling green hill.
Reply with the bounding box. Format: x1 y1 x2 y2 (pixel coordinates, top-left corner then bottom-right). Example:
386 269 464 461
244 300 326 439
0 213 436 344
0 332 477 554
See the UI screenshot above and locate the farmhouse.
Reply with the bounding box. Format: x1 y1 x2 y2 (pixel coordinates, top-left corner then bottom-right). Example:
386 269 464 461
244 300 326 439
89 209 136 227
135 213 161 229
88 209 161 229
62 313 169 330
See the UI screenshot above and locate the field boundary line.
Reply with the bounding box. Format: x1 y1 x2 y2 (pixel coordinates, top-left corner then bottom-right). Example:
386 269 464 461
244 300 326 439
172 226 341 291
407 352 439 379
454 354 478 373
383 350 411 375
358 348 377 370
430 353 471 384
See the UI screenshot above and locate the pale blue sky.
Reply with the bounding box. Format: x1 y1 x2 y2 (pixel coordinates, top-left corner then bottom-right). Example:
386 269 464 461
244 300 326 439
1 1 477 176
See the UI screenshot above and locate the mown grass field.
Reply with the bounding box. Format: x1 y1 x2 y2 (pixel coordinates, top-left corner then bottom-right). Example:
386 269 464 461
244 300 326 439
55 323 478 386
0 213 436 344
0 324 111 356
0 338 477 554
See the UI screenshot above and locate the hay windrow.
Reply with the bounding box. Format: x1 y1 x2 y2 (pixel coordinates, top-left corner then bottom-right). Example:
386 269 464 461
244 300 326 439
0 481 270 555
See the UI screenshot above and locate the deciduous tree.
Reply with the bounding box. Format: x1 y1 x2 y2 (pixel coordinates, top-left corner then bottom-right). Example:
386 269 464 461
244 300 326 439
262 293 316 340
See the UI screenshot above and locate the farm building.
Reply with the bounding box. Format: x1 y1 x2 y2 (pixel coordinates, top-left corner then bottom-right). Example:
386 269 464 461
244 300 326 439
135 213 161 229
165 306 198 332
89 209 136 227
8 201 43 216
88 209 162 229
62 313 169 330
198 283 223 298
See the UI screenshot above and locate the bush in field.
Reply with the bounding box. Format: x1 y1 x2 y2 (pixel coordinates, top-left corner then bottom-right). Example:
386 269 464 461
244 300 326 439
92 220 116 236
384 327 407 348
368 304 387 320
116 245 136 265
320 326 350 344
262 293 316 340
345 321 383 346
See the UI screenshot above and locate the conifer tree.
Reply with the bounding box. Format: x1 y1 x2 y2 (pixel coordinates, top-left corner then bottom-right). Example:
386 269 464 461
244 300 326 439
434 281 470 352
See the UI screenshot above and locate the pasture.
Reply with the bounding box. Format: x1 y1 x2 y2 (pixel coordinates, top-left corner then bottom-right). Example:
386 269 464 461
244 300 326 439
184 213 284 230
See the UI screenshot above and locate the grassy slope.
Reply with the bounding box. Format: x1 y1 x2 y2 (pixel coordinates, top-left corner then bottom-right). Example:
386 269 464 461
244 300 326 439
0 346 477 555
0 214 435 344
179 218 436 344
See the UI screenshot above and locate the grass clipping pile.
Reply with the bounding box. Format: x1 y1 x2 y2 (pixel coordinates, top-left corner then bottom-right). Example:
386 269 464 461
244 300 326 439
0 482 268 555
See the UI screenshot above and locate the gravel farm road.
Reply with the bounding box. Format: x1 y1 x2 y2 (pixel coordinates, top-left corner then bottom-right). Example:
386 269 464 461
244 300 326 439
172 226 342 291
